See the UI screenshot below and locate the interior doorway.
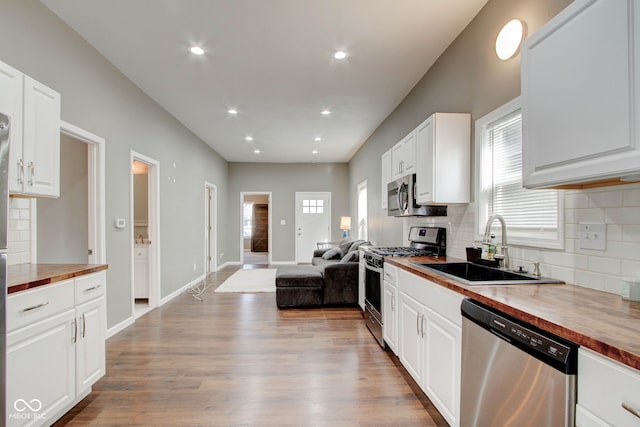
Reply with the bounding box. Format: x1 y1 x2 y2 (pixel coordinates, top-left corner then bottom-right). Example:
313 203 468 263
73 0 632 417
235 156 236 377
36 121 106 266
205 182 217 273
240 192 271 265
130 151 160 319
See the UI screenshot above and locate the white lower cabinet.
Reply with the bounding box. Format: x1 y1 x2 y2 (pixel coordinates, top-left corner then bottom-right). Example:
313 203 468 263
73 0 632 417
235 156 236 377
75 297 106 393
382 263 398 354
576 347 640 426
7 309 76 427
397 269 464 427
398 291 424 385
7 271 107 427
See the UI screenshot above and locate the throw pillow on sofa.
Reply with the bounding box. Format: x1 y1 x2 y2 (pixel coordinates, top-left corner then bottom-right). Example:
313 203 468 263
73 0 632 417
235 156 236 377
348 240 371 252
322 247 344 260
340 250 359 263
338 239 354 253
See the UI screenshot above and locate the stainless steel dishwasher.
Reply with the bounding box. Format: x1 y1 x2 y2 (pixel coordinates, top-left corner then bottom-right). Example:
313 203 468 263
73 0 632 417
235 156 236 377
460 299 578 427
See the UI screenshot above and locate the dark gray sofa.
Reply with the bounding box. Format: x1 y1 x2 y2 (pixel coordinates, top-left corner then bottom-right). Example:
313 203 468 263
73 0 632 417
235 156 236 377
276 239 370 308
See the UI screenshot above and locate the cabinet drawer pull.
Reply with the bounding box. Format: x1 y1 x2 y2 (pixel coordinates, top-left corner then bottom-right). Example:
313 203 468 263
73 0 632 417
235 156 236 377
84 285 101 293
622 402 640 419
22 301 49 312
81 314 86 338
73 318 78 343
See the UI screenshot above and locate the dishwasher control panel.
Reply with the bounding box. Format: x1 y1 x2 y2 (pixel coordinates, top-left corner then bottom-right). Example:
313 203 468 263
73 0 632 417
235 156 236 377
489 315 570 364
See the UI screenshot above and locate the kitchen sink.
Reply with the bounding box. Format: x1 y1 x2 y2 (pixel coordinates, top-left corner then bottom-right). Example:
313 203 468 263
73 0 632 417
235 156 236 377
412 262 564 286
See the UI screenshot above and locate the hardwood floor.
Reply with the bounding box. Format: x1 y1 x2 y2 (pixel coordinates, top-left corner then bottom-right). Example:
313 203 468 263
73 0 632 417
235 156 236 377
55 266 448 426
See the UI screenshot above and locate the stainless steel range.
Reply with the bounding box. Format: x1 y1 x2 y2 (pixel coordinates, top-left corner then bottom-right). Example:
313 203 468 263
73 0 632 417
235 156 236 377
363 226 446 347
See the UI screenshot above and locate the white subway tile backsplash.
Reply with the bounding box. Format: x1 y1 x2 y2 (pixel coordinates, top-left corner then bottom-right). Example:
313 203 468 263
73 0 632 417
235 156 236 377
623 225 640 242
565 193 589 209
576 208 605 223
588 256 621 275
8 197 32 266
623 187 640 207
605 207 640 225
589 190 623 208
574 270 605 291
429 183 640 296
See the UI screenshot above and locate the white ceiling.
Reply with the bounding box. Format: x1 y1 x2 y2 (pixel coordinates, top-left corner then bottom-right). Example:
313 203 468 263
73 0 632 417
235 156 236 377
42 0 488 163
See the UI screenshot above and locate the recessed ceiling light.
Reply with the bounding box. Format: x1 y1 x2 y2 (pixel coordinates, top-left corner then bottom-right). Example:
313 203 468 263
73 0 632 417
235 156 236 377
245 136 253 141
253 149 261 154
333 51 347 60
314 137 322 142
190 46 205 55
321 110 331 116
228 108 238 115
312 150 319 154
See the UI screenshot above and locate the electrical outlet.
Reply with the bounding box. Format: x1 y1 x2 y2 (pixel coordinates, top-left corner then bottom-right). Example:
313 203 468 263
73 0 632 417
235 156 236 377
193 263 197 271
579 223 606 250
219 253 224 259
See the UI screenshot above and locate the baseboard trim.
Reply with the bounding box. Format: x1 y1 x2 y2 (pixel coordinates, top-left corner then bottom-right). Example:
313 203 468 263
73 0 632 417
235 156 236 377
160 273 206 305
107 316 134 339
216 261 241 271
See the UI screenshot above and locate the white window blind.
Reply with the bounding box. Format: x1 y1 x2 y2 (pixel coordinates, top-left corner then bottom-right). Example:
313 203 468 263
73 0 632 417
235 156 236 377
477 98 563 248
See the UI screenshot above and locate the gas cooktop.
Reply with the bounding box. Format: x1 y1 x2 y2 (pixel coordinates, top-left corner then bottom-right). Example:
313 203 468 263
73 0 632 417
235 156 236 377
366 247 439 257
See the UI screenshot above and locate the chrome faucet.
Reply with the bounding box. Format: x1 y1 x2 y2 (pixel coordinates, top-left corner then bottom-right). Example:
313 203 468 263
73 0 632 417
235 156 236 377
483 214 510 271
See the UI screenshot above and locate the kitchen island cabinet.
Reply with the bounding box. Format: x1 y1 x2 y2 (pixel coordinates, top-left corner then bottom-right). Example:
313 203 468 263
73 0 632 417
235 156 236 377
7 266 107 427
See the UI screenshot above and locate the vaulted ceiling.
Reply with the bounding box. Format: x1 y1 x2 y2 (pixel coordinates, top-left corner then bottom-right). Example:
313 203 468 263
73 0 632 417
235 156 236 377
42 0 488 162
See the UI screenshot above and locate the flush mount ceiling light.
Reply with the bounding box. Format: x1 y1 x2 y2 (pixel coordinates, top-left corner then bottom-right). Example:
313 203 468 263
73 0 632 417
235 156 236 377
312 149 319 154
245 136 253 141
253 149 261 154
189 46 205 55
495 19 526 60
333 50 347 60
321 109 331 116
227 108 238 115
314 137 322 142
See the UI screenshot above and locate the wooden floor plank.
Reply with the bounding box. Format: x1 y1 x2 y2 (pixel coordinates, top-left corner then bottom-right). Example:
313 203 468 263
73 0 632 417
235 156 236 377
55 266 447 426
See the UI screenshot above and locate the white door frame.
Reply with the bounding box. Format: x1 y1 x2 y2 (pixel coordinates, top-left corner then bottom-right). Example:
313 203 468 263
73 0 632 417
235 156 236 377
130 151 161 314
239 191 272 264
294 191 331 263
60 120 106 264
204 182 217 273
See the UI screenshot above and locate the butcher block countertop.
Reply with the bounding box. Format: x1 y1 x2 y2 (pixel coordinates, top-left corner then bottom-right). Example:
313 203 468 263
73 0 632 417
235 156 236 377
7 263 109 294
385 256 640 372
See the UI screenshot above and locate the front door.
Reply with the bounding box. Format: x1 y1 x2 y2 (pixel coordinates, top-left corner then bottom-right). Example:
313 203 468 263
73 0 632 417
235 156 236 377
295 192 331 263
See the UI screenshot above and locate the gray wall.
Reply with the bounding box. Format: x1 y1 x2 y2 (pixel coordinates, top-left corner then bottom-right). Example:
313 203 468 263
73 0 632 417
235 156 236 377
37 134 88 263
0 0 229 329
228 163 349 262
348 0 572 246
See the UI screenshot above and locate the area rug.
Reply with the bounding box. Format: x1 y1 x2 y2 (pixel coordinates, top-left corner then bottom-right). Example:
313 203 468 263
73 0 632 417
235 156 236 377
214 269 277 293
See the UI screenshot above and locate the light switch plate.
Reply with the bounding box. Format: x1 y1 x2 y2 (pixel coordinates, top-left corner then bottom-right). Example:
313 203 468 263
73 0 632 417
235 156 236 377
280 219 286 225
579 223 606 250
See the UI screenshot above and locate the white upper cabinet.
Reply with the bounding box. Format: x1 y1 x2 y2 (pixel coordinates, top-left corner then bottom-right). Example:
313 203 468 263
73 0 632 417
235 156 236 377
391 131 416 180
415 113 470 204
381 148 391 209
0 59 60 197
522 0 640 188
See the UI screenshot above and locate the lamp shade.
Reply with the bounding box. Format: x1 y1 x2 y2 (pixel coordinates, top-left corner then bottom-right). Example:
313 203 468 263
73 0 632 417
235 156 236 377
340 216 351 230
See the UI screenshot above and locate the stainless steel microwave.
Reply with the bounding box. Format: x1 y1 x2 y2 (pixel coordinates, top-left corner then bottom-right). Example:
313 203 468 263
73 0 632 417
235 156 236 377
387 174 447 217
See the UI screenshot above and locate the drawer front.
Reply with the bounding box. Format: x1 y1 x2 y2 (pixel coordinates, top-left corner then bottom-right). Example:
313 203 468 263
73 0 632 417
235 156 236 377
578 348 640 426
398 269 464 326
7 279 75 332
384 263 398 286
75 271 106 305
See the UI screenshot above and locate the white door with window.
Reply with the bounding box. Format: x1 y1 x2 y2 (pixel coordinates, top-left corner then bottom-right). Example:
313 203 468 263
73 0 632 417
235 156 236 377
295 192 331 263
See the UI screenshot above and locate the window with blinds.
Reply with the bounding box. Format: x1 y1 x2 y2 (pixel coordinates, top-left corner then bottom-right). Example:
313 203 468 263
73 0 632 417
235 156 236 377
476 97 563 249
